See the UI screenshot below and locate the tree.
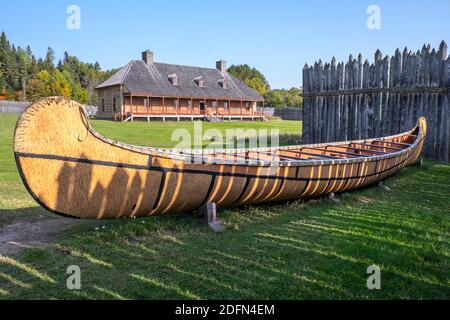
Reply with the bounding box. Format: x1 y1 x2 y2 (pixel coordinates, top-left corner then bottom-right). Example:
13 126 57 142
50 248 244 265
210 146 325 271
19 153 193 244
27 70 51 101
0 32 9 74
227 64 270 95
265 87 303 108
72 82 89 104
17 47 31 100
51 70 72 98
43 47 55 71
245 77 268 96
0 32 104 104
0 68 4 95
4 44 19 91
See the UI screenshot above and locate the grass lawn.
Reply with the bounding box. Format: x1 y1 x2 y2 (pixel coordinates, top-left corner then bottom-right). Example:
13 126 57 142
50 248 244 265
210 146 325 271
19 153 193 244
90 118 302 149
0 113 449 299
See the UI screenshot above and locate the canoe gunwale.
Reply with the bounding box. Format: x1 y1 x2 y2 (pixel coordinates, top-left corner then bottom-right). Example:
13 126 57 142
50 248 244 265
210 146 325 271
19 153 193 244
84 107 424 168
14 97 424 169
12 97 426 219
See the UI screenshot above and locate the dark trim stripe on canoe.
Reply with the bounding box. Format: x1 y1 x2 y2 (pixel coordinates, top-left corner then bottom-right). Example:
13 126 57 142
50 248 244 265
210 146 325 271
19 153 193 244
235 177 252 203
14 146 417 184
152 171 167 211
201 175 217 205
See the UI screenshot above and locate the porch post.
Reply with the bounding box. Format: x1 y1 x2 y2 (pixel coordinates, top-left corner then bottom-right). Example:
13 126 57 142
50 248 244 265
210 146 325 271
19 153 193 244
240 99 243 115
149 96 152 114
147 96 149 115
120 85 124 116
163 97 165 115
130 94 133 113
229 99 231 116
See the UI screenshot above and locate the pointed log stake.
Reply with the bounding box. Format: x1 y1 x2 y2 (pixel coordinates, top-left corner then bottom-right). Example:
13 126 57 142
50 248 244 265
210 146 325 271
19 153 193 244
195 203 224 233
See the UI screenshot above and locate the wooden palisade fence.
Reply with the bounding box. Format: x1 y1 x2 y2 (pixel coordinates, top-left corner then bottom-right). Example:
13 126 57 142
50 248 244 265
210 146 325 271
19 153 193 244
302 41 450 162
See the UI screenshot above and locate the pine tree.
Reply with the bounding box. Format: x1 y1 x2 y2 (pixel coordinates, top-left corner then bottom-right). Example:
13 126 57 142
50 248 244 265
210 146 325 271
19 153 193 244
43 47 55 71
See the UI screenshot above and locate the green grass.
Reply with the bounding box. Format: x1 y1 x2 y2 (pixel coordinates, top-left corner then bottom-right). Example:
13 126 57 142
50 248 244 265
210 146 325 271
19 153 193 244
0 113 449 299
90 117 302 148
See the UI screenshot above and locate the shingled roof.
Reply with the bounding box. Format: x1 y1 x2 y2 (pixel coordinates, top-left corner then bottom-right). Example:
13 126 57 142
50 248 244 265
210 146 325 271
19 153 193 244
96 60 264 101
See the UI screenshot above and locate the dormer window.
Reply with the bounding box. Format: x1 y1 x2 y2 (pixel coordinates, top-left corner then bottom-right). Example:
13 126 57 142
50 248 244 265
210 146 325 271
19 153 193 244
218 78 228 89
168 73 178 85
194 76 204 87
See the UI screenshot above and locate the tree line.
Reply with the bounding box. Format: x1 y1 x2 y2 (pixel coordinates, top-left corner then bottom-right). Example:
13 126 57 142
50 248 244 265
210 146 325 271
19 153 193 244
0 31 114 105
227 64 303 108
0 31 302 108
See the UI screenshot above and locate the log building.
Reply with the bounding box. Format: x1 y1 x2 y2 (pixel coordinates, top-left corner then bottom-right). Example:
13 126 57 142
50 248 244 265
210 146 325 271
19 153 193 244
96 50 265 121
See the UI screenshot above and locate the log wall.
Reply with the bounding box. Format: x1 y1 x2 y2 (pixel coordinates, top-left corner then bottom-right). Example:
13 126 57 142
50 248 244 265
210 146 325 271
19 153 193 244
302 42 450 162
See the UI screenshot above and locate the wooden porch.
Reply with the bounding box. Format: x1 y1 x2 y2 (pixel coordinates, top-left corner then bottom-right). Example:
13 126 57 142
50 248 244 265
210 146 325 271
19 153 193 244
115 93 266 122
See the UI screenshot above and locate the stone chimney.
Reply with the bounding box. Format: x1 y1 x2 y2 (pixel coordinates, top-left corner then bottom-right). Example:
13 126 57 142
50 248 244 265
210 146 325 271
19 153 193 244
216 59 227 73
142 50 154 65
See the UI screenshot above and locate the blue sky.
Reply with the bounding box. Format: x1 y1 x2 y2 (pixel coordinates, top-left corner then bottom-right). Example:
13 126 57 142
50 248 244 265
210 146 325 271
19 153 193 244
0 0 448 89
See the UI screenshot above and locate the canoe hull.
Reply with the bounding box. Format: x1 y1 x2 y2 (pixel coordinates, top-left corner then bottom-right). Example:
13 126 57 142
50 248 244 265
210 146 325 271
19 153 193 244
14 97 426 219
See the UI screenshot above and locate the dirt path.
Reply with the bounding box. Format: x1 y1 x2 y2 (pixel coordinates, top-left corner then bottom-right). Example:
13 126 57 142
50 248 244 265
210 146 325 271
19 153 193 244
0 210 95 256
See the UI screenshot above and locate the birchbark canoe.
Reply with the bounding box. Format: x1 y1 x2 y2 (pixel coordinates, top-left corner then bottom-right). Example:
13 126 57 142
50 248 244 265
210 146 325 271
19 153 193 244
13 97 426 219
